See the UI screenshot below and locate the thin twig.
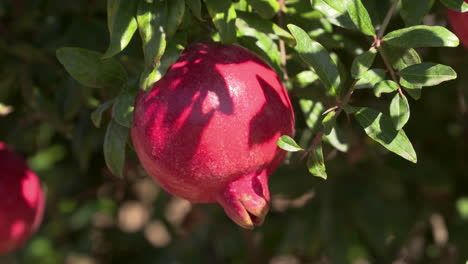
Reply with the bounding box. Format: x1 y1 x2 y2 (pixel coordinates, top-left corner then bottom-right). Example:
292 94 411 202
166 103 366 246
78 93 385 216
278 0 289 81
377 0 400 39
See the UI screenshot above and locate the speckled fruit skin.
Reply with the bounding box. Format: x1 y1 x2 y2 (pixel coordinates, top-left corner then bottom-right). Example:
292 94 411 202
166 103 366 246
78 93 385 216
447 1 468 48
131 42 295 229
0 142 45 255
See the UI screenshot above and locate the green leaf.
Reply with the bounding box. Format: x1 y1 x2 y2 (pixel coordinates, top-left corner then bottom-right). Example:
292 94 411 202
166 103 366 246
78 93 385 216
236 19 282 74
323 127 349 152
401 0 434 26
344 0 375 36
374 80 399 97
307 142 327 179
56 47 128 88
137 0 167 67
312 0 357 32
288 24 341 96
383 25 460 48
236 11 295 46
139 66 160 91
440 0 468 12
399 63 457 88
355 68 386 89
186 0 203 20
91 100 115 128
246 0 279 19
276 135 304 152
300 99 325 133
402 86 422 100
353 107 417 163
382 45 421 71
104 119 129 178
112 94 135 128
103 0 138 59
166 0 185 38
322 111 336 135
295 70 319 88
204 0 237 44
390 93 410 130
351 48 377 78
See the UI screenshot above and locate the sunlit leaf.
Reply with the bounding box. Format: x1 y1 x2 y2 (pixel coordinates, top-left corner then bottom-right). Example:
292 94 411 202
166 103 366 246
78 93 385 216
204 0 237 44
400 63 457 88
390 93 410 130
307 141 327 179
374 80 399 97
383 25 460 48
246 0 279 19
288 24 341 96
355 68 385 89
353 107 417 163
441 0 468 12
103 0 138 58
277 135 304 152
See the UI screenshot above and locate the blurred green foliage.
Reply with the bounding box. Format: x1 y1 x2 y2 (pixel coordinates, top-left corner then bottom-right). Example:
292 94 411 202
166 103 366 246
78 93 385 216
0 0 468 263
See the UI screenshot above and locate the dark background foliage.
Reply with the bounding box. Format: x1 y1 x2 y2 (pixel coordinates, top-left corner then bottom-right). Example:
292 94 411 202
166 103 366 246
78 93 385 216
0 0 467 263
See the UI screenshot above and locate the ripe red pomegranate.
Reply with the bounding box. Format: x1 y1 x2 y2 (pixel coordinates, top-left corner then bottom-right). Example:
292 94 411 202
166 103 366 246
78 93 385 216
447 1 468 48
131 42 295 229
0 142 45 255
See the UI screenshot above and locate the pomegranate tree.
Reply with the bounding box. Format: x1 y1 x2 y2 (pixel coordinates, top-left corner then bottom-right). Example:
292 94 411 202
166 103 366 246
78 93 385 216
0 142 45 254
131 42 295 229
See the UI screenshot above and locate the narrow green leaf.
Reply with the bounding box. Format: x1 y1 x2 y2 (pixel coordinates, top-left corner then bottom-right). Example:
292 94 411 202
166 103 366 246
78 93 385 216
401 0 434 26
351 48 377 78
344 0 375 36
355 68 386 89
353 107 417 163
139 66 160 92
204 0 237 44
112 94 135 128
186 0 203 20
383 25 460 48
137 0 167 67
374 80 399 97
288 24 341 96
441 0 468 12
246 0 279 19
56 47 127 88
400 63 457 88
103 0 138 58
390 93 410 130
277 135 304 152
104 119 129 177
166 0 185 38
307 141 327 179
322 111 336 135
91 100 115 128
300 99 325 133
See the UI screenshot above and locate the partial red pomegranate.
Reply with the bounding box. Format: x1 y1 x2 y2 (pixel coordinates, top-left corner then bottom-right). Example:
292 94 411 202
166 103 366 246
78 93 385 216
447 1 468 48
131 42 295 229
0 142 45 255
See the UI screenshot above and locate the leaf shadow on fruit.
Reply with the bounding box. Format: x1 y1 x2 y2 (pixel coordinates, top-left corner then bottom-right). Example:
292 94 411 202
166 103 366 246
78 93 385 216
248 75 294 148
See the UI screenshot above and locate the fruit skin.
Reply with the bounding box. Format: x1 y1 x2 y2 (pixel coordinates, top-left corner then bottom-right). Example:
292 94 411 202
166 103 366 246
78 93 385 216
0 142 45 255
131 42 295 229
447 2 468 48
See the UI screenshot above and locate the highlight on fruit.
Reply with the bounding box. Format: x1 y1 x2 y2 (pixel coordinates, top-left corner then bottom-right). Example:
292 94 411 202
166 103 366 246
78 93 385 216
0 142 45 255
